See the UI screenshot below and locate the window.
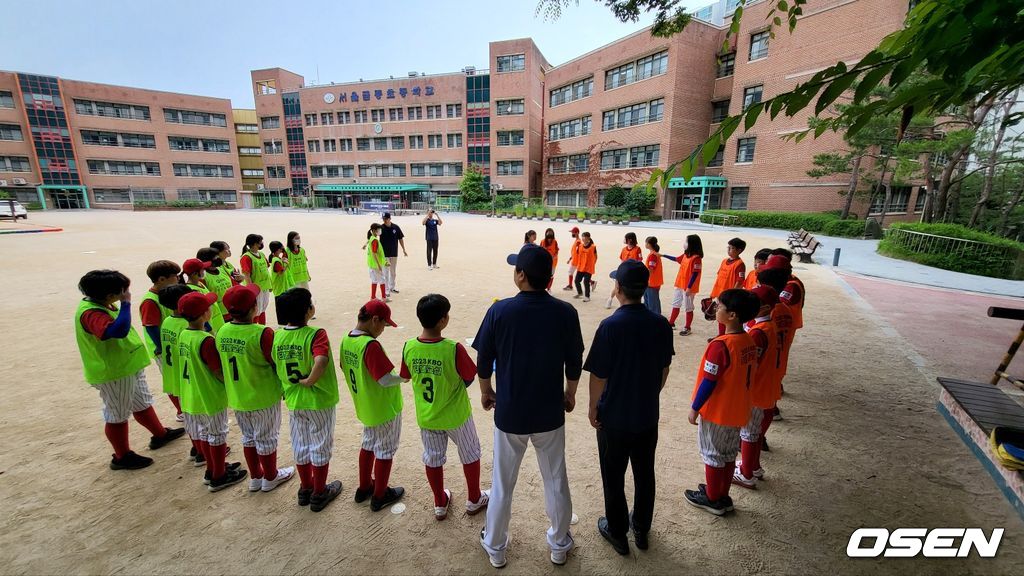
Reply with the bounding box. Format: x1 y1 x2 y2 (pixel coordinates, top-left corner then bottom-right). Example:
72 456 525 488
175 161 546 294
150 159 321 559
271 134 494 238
749 31 769 61
82 131 120 147
429 163 445 177
0 91 14 109
601 149 628 170
717 53 736 78
914 187 928 212
87 160 161 176
354 110 368 123
373 137 388 151
497 130 524 146
242 169 265 177
390 136 405 150
323 139 337 152
497 54 526 72
496 99 524 115
428 134 443 149
358 164 407 178
605 62 635 91
172 163 234 178
545 190 587 208
389 107 404 122
164 109 227 127
92 189 130 203
239 146 261 155
306 140 319 153
206 190 237 203
84 131 157 149
602 98 663 131
409 135 424 149
605 50 668 90
371 108 385 122
407 106 422 120
131 188 165 202
496 161 524 176
74 99 150 120
236 123 258 133
264 140 283 154
569 153 589 173
888 186 911 213
411 163 426 177
339 138 353 151
267 166 287 178
356 138 370 151
707 145 725 167
550 77 594 107
304 113 317 126
320 112 334 126
629 145 660 168
338 111 351 124
0 156 31 172
260 116 280 129
548 156 568 175
201 139 229 153
446 104 462 118
711 100 730 123
648 98 665 122
448 163 463 176
447 133 463 148
728 186 750 210
736 137 756 163
549 116 592 141
426 105 442 120
743 85 763 110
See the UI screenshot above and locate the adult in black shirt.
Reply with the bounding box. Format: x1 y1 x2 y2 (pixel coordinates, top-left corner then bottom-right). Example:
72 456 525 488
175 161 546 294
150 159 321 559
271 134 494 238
379 212 407 293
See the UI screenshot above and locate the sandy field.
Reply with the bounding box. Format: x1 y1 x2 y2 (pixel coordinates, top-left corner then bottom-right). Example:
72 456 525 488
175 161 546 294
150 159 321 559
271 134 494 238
0 209 1021 575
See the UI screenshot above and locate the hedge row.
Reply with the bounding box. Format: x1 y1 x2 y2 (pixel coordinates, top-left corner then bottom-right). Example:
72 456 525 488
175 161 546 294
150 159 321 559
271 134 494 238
698 210 865 238
877 222 1024 280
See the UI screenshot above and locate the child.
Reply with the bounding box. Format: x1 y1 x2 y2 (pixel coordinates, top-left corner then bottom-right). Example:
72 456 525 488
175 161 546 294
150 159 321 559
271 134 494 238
400 294 490 520
158 284 194 434
664 234 704 335
643 236 664 316
744 248 772 290
183 258 225 334
217 284 295 493
608 233 643 308
240 234 272 325
177 291 247 491
197 248 233 326
210 240 244 284
770 248 806 332
269 241 294 304
541 228 559 291
287 231 311 290
272 288 343 511
574 232 598 302
684 288 760 515
75 270 185 470
366 223 390 302
756 256 798 449
341 299 406 512
523 230 537 246
733 285 781 489
563 227 581 291
140 260 180 384
710 238 748 337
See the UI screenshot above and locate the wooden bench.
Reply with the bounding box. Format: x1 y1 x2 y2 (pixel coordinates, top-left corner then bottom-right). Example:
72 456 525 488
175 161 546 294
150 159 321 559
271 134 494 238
789 228 808 241
790 236 822 262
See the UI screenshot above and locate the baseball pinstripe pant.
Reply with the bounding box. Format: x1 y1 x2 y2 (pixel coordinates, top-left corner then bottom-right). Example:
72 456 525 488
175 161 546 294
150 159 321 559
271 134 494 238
697 419 740 468
290 407 336 466
482 426 574 556
362 413 402 460
740 407 767 443
236 404 283 455
420 418 481 467
95 370 154 424
183 410 229 446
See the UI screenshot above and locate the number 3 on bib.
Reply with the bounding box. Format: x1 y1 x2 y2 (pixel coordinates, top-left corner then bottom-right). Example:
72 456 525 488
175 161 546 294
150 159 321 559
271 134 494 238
422 377 434 403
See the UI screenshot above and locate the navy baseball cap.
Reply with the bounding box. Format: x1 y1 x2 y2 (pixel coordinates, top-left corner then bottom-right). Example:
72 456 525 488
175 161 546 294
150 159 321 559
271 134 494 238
506 244 553 278
608 259 650 290
383 212 391 219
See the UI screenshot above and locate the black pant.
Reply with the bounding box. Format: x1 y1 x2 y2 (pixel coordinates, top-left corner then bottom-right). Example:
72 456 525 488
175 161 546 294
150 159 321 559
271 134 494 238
426 239 439 266
575 272 592 297
597 425 658 538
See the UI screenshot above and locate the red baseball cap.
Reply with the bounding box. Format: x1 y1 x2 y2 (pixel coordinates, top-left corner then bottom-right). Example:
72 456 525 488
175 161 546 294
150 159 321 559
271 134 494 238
177 291 218 318
182 258 212 276
222 284 259 315
570 226 580 234
749 285 779 307
762 255 792 272
363 299 398 327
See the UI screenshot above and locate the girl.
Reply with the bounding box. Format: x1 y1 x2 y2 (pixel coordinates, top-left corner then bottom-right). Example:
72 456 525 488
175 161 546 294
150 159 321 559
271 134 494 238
182 257 225 334
541 228 559 291
210 240 244 285
197 248 232 326
523 230 537 246
664 234 704 335
574 232 598 302
287 231 311 291
643 236 664 316
269 241 294 304
367 223 389 301
608 233 643 308
240 234 272 325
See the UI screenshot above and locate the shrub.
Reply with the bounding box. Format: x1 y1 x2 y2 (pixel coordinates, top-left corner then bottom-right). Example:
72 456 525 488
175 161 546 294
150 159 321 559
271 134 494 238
878 222 1024 280
822 219 866 237
603 185 627 208
494 193 521 210
698 210 866 238
624 186 657 215
26 202 42 210
576 210 586 220
513 205 524 217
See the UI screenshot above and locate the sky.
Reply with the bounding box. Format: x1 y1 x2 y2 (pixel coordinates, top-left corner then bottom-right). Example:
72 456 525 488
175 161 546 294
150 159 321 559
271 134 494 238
2 0 708 108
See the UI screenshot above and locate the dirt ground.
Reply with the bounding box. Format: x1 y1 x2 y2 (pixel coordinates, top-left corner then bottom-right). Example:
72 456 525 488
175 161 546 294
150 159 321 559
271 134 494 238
0 209 1021 575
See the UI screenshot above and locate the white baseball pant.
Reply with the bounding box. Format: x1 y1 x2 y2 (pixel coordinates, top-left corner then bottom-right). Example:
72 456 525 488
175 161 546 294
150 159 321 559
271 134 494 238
368 267 386 285
236 403 283 455
482 425 574 556
95 370 154 423
697 418 740 468
183 410 229 446
671 288 696 311
385 257 399 291
256 289 271 315
290 407 336 466
362 413 402 459
740 407 767 443
420 418 482 467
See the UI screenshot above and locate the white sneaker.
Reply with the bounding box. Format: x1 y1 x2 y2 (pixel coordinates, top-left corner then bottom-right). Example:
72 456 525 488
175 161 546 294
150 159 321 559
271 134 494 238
261 466 295 492
732 468 757 489
248 478 263 492
550 532 574 566
480 528 507 568
583 297 591 303
433 264 440 269
466 489 490 516
736 460 765 479
435 488 452 521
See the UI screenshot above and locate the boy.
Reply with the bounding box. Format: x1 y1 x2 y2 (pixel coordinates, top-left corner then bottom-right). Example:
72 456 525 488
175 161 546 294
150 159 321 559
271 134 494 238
341 299 406 512
218 284 295 493
273 288 343 511
756 256 798 447
733 285 781 489
684 288 760 515
770 248 806 331
75 270 186 470
573 232 597 302
140 260 180 379
743 249 772 290
562 227 581 291
183 258 225 334
709 238 747 338
158 284 199 459
177 291 248 491
400 294 489 520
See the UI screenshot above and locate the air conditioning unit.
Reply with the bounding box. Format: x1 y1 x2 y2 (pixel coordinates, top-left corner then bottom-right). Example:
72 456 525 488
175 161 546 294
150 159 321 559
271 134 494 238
12 178 27 185
408 71 418 77
0 180 7 186
463 66 476 75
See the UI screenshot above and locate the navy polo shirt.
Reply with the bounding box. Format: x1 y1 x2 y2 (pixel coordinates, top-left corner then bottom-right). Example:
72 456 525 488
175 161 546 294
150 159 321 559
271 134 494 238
379 223 404 257
473 290 584 435
424 218 440 241
584 304 674 433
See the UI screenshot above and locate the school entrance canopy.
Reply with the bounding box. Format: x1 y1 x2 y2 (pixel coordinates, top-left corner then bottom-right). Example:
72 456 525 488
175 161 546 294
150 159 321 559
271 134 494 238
667 176 727 218
314 184 438 211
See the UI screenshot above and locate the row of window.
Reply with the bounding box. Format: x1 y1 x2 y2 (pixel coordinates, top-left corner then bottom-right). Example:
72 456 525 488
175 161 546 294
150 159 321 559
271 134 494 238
496 161 524 176
0 156 31 172
548 154 589 174
163 109 228 127
239 146 262 155
84 159 236 178
75 130 232 152
496 130 524 146
601 98 664 131
304 133 464 153
72 99 229 127
93 188 236 203
308 162 464 178
549 77 594 108
606 51 669 90
496 54 526 73
599 145 660 170
0 124 23 141
236 123 258 133
548 116 592 141
495 99 525 116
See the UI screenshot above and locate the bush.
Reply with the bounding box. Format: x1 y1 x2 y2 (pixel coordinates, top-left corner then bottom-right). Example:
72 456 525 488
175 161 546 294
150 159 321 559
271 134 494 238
822 219 866 237
623 186 657 215
603 185 627 208
878 222 1024 280
26 202 42 210
494 193 521 211
698 210 867 238
513 205 524 217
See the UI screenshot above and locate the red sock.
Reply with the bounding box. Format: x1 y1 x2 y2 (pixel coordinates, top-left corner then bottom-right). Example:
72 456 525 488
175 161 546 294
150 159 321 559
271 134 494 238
568 274 573 286
425 465 447 506
704 464 723 500
243 446 263 480
373 458 393 498
296 463 313 490
463 460 482 504
191 438 202 453
259 451 278 480
379 284 387 298
211 443 227 480
722 461 736 499
104 421 130 458
313 463 329 495
132 406 166 437
359 449 375 491
760 409 774 437
168 394 182 415
371 284 377 299
740 441 759 478
718 322 726 336
685 311 694 329
668 307 680 325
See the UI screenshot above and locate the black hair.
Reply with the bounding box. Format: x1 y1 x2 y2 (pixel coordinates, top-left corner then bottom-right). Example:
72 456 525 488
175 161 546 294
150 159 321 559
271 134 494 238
646 236 660 252
516 254 552 291
79 270 130 301
196 247 223 269
684 235 704 258
542 228 556 247
158 284 194 310
625 232 637 245
728 237 747 251
524 230 536 243
754 248 773 262
718 288 760 324
757 268 790 293
275 288 313 326
367 222 382 240
416 293 451 329
582 231 592 239
620 285 646 301
244 234 263 251
771 247 794 261
269 241 284 253
146 260 181 283
287 231 300 252
210 240 229 253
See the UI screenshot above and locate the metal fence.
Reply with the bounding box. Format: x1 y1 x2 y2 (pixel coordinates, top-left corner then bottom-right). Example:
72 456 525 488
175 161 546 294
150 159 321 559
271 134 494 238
885 227 1024 279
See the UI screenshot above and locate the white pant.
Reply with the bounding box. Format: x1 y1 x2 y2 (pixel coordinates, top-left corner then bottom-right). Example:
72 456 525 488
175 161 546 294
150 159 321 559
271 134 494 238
96 370 153 423
421 418 481 467
256 289 271 315
385 257 399 291
483 426 573 555
361 413 402 459
368 267 386 285
698 418 740 468
236 403 283 454
671 288 695 311
740 407 767 442
290 407 336 466
183 410 230 446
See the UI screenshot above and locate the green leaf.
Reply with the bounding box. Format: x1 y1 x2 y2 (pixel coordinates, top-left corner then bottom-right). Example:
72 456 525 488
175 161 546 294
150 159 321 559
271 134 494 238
701 135 722 166
853 61 894 102
744 103 763 131
773 16 782 26
778 0 788 11
816 71 860 114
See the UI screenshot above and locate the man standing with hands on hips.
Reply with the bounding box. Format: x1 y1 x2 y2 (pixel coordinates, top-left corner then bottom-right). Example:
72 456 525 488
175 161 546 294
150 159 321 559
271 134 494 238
379 213 407 293
422 209 442 270
473 244 584 569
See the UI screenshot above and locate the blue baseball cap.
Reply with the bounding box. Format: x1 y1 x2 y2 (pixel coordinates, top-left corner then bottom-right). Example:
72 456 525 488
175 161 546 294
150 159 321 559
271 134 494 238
608 259 650 290
506 244 553 279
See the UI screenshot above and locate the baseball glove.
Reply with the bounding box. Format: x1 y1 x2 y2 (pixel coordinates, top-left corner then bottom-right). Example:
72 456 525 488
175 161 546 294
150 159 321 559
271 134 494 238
701 297 717 321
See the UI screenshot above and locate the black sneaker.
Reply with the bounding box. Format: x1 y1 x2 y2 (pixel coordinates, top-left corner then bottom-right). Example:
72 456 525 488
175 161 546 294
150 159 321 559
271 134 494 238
678 328 691 336
630 512 649 551
193 449 206 467
370 486 405 511
110 451 154 470
189 446 198 461
354 481 374 504
297 488 313 506
697 484 734 512
149 427 186 450
597 516 630 555
203 462 242 485
761 437 771 452
208 468 248 492
684 487 729 516
310 480 343 512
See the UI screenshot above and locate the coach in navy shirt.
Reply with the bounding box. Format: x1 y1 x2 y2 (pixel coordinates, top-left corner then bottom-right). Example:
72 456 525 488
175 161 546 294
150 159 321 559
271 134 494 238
474 244 583 568
585 259 673 555
379 213 407 293
422 209 442 269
